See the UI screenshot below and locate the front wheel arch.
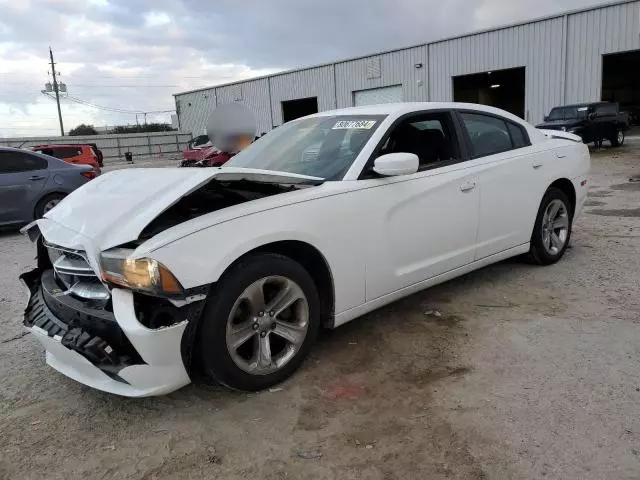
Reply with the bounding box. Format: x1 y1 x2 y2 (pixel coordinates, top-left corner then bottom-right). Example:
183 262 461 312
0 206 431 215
183 240 335 379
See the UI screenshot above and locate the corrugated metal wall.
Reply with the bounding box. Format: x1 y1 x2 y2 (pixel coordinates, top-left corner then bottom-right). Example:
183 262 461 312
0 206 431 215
566 1 640 103
174 1 640 132
268 65 336 126
429 17 566 124
335 46 429 108
217 79 273 134
176 89 216 137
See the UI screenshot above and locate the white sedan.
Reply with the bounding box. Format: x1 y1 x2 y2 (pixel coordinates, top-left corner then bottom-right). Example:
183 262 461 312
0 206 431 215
20 102 590 396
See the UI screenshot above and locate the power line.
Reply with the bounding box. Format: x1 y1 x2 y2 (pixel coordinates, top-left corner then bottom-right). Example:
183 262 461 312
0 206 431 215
42 91 175 115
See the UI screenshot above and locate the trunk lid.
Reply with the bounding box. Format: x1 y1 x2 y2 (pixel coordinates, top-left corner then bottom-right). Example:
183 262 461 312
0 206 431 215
42 167 323 250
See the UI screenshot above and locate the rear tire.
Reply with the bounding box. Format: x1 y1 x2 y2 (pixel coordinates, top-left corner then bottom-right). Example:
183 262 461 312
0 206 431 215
526 188 573 266
198 253 320 391
34 193 65 219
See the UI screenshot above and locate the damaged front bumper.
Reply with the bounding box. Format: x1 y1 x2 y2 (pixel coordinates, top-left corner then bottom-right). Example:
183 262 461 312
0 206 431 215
21 268 198 397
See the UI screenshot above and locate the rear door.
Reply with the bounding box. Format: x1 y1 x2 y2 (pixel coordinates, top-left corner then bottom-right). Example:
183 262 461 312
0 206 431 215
456 111 546 259
0 151 49 224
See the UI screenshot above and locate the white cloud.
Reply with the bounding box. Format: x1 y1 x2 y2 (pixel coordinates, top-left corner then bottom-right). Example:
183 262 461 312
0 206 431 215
144 11 171 27
0 0 610 137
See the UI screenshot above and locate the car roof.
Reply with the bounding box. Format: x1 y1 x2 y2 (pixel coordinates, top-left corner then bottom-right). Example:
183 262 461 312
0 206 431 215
308 101 527 121
310 101 551 144
0 146 35 153
33 144 87 148
551 101 612 109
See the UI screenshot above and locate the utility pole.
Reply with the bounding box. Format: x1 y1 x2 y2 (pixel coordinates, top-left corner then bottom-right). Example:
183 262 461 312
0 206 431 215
49 47 64 136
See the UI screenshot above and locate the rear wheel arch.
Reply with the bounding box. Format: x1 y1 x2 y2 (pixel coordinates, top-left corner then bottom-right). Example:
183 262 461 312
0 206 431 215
33 191 67 219
547 178 576 216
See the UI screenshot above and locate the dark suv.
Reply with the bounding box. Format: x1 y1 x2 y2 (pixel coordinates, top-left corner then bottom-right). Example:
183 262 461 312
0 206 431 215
537 102 629 147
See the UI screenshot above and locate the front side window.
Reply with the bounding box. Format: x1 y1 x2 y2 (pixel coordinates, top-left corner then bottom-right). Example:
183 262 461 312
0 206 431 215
376 112 458 171
226 115 386 180
0 151 48 173
460 112 513 158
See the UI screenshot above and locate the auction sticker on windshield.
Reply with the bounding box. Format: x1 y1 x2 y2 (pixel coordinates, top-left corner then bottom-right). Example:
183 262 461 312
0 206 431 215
332 120 377 130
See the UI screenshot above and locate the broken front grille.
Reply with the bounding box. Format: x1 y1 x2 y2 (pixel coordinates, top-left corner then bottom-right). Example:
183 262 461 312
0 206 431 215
45 242 110 301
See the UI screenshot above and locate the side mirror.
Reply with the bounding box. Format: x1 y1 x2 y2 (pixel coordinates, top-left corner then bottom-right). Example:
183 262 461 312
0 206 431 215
373 152 419 177
544 116 549 122
588 113 597 120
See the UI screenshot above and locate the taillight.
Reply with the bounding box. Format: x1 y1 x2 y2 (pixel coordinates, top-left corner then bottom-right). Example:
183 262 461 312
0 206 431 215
82 171 97 180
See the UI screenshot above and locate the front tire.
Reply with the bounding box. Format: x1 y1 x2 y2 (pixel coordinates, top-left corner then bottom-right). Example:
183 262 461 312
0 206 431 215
198 253 320 391
526 188 572 265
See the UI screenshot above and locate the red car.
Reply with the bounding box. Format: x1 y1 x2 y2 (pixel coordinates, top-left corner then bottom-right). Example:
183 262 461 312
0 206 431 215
33 144 101 174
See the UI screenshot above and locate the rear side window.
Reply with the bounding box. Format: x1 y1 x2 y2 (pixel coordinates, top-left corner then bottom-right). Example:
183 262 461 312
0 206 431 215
44 147 82 159
0 151 48 173
460 112 513 158
507 122 529 148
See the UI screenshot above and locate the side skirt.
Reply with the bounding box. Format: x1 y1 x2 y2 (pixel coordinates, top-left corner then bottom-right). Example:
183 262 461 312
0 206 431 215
333 243 530 328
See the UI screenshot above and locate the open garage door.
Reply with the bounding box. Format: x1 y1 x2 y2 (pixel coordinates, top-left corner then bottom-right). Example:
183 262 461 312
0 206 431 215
602 50 640 125
282 97 318 123
353 85 403 106
453 67 526 119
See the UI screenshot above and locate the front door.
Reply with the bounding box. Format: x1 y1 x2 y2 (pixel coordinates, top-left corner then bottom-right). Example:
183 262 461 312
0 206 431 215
358 111 480 301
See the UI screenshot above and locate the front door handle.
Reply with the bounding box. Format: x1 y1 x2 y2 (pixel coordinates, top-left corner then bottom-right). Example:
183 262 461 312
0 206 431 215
29 175 45 181
460 181 476 193
532 161 543 169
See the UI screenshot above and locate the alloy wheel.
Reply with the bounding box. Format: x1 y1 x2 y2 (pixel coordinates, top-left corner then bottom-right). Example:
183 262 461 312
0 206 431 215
541 199 569 255
225 276 309 375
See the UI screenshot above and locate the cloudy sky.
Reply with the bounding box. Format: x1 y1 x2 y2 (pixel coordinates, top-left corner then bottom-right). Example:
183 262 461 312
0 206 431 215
0 0 606 137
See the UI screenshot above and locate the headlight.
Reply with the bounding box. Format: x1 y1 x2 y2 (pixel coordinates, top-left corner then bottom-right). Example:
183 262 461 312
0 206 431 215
100 248 183 297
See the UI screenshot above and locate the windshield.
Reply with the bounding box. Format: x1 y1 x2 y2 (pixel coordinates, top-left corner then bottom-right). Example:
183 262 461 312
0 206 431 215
547 108 565 121
226 115 386 180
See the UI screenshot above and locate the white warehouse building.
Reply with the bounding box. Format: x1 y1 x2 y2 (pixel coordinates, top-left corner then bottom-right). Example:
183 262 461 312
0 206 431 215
174 0 640 136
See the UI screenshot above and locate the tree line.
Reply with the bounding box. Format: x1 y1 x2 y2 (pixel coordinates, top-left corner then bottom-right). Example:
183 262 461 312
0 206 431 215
68 123 176 136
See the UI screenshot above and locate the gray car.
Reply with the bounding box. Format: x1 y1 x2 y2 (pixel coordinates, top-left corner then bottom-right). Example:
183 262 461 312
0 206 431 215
0 146 93 227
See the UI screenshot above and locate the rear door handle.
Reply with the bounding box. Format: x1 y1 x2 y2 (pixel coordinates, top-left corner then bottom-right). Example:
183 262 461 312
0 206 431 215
460 181 476 193
532 161 544 169
556 153 567 159
29 175 45 181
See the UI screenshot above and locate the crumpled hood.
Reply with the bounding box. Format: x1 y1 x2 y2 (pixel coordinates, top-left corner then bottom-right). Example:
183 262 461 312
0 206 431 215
42 167 323 250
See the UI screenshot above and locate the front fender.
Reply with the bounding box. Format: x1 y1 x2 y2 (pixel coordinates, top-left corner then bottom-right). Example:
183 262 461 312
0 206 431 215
143 198 367 316
153 226 324 288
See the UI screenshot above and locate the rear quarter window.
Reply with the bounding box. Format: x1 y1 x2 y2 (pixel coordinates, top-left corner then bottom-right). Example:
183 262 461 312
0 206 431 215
507 122 529 148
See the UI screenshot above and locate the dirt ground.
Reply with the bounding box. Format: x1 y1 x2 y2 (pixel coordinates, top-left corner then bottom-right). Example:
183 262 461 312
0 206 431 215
1 139 639 480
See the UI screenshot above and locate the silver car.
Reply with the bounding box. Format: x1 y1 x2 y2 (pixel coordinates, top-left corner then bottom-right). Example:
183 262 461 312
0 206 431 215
0 147 93 227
